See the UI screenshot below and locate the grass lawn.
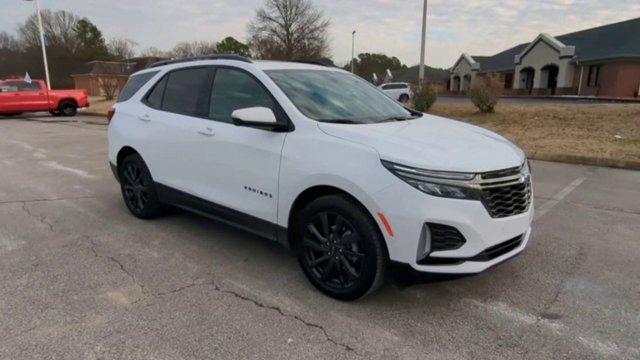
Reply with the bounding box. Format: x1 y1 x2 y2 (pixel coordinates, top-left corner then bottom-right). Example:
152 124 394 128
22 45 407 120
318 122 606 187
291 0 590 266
84 96 115 116
428 102 640 167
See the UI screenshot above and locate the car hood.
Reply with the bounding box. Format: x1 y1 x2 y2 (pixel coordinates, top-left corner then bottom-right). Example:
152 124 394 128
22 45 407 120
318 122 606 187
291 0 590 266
317 114 525 173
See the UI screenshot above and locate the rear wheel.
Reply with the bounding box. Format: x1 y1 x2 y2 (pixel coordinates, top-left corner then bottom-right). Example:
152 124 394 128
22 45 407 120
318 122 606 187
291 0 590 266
59 101 77 117
294 195 388 300
399 94 409 103
119 154 163 219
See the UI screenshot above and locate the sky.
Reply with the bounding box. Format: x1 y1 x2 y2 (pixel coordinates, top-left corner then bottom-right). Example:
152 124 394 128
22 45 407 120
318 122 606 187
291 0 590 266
2 0 639 68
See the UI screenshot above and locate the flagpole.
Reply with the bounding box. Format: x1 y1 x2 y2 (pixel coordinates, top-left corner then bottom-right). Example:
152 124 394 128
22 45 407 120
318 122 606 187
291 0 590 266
28 0 51 90
418 0 427 87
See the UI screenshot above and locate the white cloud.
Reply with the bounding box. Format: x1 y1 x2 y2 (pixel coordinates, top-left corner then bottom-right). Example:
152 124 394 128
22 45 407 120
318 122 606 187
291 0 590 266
1 0 638 68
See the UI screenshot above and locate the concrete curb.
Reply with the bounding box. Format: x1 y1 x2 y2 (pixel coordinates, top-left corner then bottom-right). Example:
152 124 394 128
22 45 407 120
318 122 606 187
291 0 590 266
528 152 640 171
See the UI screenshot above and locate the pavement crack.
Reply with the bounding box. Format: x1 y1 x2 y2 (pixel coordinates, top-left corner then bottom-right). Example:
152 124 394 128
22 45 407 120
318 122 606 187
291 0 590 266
213 284 358 354
0 195 96 205
87 238 148 301
21 202 54 232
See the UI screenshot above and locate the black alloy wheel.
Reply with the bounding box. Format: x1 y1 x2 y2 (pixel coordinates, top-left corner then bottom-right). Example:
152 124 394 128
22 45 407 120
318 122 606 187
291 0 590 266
119 154 163 219
302 212 365 289
295 195 387 300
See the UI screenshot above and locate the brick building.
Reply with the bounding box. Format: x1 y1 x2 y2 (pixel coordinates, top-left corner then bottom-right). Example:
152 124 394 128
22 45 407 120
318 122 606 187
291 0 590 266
71 57 164 97
450 18 640 98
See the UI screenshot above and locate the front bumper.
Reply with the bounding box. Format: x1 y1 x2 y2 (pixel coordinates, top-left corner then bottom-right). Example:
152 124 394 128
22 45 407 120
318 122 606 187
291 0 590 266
372 180 533 274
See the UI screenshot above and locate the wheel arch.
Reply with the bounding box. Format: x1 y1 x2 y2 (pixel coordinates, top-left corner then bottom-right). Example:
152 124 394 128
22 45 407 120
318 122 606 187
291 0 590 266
57 97 78 108
286 185 388 254
116 146 140 169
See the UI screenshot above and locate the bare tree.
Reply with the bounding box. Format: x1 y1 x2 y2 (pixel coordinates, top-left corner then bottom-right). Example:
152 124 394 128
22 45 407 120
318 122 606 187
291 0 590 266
248 0 330 60
139 46 168 58
107 38 137 60
170 41 217 59
99 78 120 100
0 31 20 51
18 9 80 51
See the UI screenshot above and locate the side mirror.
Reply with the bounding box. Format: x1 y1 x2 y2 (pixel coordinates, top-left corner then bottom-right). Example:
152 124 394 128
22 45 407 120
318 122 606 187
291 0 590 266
231 107 287 131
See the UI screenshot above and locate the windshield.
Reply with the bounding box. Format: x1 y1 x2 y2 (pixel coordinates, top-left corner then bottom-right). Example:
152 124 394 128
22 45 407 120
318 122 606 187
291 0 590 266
266 69 416 124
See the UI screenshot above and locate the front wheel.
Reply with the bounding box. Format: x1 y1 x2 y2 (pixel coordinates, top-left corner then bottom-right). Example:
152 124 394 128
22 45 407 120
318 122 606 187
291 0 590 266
294 195 388 300
119 154 163 219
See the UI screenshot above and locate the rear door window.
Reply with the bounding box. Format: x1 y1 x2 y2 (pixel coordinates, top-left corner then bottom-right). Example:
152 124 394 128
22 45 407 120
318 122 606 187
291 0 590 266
117 71 159 103
161 67 215 117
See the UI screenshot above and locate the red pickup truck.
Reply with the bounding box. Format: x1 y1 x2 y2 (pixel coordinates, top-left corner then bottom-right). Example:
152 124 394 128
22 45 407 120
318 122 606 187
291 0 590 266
0 79 89 117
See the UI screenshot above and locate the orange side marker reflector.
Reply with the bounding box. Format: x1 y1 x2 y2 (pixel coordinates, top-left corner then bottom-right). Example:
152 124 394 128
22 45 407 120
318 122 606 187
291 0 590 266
377 212 394 237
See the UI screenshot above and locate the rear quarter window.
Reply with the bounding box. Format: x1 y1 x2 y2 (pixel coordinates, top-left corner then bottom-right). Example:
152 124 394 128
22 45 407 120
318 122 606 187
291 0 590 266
117 71 160 103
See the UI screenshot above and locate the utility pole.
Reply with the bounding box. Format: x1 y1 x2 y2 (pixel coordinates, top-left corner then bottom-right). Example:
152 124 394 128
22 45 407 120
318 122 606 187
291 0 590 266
351 30 356 73
24 0 51 90
418 0 428 87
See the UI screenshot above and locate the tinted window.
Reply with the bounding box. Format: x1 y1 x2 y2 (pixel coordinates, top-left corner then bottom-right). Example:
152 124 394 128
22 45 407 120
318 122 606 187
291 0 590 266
384 84 407 90
117 71 159 103
145 76 167 109
162 67 215 117
2 81 40 92
209 68 276 123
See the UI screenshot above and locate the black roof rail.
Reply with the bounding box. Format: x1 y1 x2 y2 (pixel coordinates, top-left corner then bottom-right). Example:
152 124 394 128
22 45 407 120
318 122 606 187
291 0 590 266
291 59 335 67
149 54 252 68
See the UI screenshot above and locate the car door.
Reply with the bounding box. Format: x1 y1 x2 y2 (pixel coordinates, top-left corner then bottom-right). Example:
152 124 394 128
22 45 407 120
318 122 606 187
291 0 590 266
195 66 288 225
137 66 217 195
2 81 48 111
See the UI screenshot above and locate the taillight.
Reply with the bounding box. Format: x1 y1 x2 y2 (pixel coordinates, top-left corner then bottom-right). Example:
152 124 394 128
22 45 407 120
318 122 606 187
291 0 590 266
107 108 115 122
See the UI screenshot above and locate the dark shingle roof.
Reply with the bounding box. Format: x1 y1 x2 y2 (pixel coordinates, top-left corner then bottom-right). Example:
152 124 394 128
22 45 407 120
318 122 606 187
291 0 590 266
392 65 451 84
476 17 640 73
72 61 133 76
556 17 640 62
478 44 528 73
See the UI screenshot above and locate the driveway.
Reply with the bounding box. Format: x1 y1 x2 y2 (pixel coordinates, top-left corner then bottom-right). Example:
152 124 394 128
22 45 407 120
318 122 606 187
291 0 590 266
1 115 639 359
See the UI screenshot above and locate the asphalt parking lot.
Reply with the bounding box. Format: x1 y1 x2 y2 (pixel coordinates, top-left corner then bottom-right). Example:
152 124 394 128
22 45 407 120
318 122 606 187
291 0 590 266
1 115 639 359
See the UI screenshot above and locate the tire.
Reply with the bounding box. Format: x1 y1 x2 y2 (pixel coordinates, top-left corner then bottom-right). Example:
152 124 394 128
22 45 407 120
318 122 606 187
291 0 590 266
59 101 77 117
119 154 163 219
399 94 409 103
293 195 388 300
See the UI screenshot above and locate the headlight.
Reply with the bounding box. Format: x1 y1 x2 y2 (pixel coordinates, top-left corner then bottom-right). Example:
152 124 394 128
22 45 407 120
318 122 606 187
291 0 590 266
381 160 480 200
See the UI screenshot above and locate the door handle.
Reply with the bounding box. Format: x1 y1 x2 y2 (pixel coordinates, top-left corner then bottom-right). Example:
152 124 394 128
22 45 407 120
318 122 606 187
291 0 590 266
138 115 151 122
197 127 215 137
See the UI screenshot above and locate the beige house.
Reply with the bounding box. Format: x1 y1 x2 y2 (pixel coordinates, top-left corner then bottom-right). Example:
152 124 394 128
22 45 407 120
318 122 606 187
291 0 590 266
450 17 640 98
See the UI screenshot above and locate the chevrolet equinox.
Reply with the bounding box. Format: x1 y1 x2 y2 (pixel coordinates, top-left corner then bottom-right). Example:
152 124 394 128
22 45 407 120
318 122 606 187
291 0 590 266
108 55 533 300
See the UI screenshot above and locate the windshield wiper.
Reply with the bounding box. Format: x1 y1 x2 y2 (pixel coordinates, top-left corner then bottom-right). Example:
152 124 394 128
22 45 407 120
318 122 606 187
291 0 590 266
318 119 361 124
380 115 420 122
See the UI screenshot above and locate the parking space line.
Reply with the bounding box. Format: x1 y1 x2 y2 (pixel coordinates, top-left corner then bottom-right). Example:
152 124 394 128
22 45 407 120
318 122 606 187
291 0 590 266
534 172 592 222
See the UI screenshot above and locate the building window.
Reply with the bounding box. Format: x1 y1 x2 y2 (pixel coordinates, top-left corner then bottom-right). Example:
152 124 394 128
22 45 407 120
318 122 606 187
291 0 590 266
587 65 600 87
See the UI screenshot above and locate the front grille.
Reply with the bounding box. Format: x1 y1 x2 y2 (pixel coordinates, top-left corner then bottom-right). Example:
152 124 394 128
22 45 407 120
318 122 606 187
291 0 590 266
429 223 466 252
480 179 531 218
475 164 531 218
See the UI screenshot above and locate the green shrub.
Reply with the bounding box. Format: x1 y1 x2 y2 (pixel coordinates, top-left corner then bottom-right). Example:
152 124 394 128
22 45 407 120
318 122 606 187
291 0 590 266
412 85 438 112
468 78 500 113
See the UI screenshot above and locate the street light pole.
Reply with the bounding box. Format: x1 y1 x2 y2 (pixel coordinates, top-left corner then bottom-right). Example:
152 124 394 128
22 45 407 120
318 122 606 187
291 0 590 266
351 30 356 73
25 0 51 90
418 0 428 87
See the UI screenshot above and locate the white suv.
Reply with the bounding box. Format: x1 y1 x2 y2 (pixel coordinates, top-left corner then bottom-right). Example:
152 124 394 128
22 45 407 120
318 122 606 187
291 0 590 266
379 82 413 103
108 55 533 300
